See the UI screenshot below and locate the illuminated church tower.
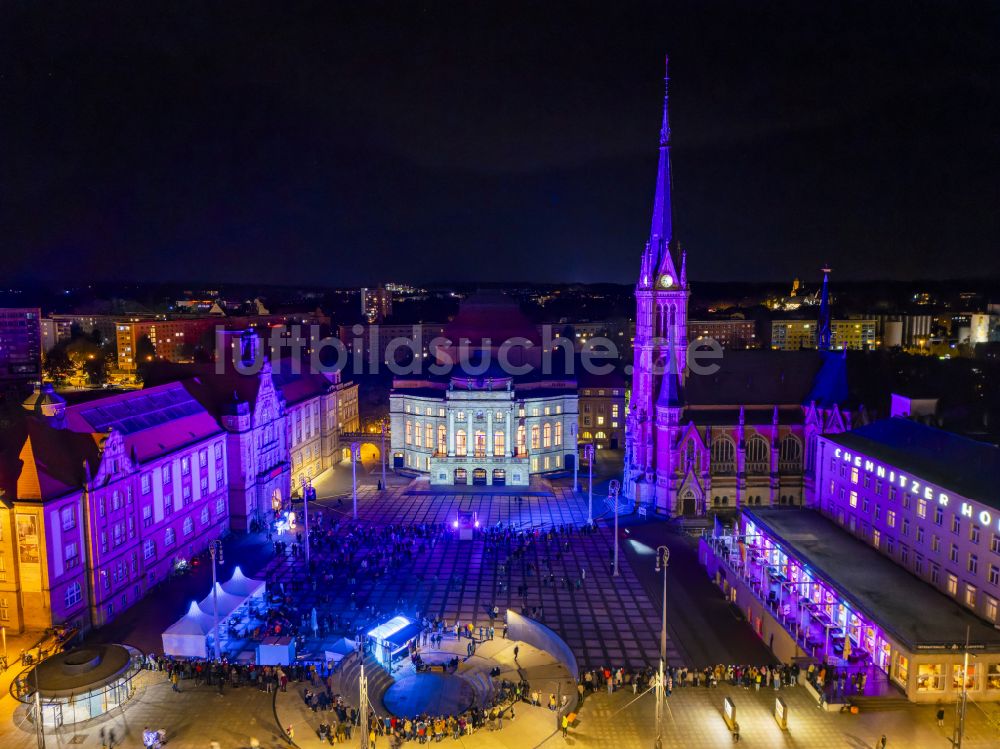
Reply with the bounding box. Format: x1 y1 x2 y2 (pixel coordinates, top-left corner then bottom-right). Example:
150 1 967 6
625 57 689 505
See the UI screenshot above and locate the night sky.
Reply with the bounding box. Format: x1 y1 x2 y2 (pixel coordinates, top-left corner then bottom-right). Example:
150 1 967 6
3 1 999 286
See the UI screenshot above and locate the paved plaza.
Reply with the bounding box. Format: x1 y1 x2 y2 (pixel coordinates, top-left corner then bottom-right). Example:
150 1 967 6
288 481 683 671
2 473 1000 748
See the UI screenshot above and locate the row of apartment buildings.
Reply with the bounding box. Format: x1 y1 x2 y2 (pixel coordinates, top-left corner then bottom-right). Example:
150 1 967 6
0 360 358 635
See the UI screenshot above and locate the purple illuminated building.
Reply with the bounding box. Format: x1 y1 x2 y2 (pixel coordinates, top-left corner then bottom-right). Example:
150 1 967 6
0 358 357 635
625 61 858 514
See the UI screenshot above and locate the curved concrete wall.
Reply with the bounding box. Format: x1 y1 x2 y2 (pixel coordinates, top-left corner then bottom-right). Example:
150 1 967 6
506 609 579 682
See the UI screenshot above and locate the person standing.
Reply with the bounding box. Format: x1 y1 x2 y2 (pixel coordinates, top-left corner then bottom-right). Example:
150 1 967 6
879 736 887 749
936 707 945 727
732 720 740 742
561 714 569 739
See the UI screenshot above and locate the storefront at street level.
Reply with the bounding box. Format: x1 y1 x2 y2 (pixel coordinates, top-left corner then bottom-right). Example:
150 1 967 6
701 508 1000 702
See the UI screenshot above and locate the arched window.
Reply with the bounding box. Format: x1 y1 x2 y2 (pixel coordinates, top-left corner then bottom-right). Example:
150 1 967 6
456 429 467 457
200 506 210 525
685 440 697 471
494 430 505 457
516 425 526 456
425 422 433 449
779 435 802 473
437 424 447 454
543 423 552 448
554 422 562 446
414 421 423 447
164 527 176 546
711 436 736 474
595 431 607 440
530 425 540 450
474 431 487 458
405 420 413 445
746 435 770 474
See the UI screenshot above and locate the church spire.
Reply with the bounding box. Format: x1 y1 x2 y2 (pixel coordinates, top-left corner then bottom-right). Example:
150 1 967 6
651 55 678 283
817 265 832 350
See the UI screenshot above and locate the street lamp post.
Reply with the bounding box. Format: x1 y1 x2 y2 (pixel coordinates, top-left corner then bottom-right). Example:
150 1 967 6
654 545 670 749
351 441 361 520
585 443 595 526
610 479 621 577
208 539 224 661
300 476 312 566
380 419 387 490
571 424 579 493
359 664 370 749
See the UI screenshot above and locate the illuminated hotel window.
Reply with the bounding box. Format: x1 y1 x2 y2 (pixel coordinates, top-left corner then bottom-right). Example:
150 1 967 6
872 529 881 549
946 573 958 595
986 598 999 625
917 499 927 518
851 466 858 484
965 584 977 608
887 510 896 528
849 491 858 508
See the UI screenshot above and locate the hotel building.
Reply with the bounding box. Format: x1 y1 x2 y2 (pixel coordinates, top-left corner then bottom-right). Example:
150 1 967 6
814 418 1000 628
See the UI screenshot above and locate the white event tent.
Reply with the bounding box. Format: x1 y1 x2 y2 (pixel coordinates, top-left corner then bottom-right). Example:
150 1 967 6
161 568 267 658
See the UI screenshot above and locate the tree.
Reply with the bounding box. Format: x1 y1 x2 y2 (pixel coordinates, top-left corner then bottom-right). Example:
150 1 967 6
43 345 73 384
135 334 156 382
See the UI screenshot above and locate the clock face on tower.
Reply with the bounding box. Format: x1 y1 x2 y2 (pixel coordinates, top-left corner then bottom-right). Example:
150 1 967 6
659 274 674 289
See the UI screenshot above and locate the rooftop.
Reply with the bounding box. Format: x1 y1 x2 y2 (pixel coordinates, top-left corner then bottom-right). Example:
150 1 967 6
745 508 1000 652
825 418 1000 508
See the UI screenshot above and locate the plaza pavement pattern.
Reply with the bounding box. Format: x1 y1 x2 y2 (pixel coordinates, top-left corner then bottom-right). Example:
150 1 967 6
291 483 684 672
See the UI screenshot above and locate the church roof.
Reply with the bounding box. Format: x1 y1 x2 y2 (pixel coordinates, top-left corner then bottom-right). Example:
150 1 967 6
825 418 1000 508
684 350 834 408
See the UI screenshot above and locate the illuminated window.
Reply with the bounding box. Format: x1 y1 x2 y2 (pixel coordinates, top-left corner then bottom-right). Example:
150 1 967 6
849 491 858 508
414 423 423 447
965 584 977 608
554 422 562 446
986 597 999 625
437 425 446 454
456 430 467 457
405 420 413 444
917 499 927 518
886 510 896 528
543 423 552 448
850 466 859 484
946 573 958 596
493 431 505 457
872 529 881 549
474 431 486 458
916 663 944 692
531 425 540 450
